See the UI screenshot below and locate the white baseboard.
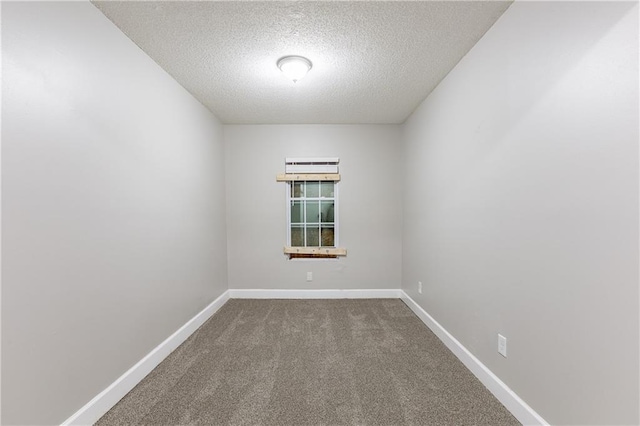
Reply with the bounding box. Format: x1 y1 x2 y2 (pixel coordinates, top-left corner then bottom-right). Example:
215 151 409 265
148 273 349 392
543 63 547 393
61 290 230 426
400 292 548 426
228 288 402 299
61 288 546 426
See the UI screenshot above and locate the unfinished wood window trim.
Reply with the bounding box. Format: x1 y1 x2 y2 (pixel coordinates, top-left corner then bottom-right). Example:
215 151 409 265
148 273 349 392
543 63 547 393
284 246 347 256
276 173 340 182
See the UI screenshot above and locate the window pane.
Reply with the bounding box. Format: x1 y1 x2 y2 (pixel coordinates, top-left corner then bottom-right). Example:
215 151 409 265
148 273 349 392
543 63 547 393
291 201 303 223
320 181 334 198
321 226 334 247
288 179 337 251
306 226 320 247
291 225 304 247
320 201 334 223
305 200 320 223
291 182 304 198
306 181 320 198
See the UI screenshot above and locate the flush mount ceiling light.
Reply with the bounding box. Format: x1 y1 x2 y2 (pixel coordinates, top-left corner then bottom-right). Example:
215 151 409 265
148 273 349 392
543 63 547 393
277 55 312 83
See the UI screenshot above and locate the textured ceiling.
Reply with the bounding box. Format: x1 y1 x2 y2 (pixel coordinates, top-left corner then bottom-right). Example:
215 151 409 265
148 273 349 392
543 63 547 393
93 1 512 124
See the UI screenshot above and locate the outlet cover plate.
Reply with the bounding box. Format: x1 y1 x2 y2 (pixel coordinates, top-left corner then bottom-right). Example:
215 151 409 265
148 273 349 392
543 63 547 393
498 334 507 357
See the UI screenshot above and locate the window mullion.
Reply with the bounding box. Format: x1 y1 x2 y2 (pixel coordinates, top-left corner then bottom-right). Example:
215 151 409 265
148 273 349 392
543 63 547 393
334 181 338 247
287 183 291 246
303 182 307 247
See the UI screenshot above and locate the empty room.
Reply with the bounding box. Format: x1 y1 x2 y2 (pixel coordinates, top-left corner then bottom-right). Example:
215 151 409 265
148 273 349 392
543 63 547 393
2 0 639 425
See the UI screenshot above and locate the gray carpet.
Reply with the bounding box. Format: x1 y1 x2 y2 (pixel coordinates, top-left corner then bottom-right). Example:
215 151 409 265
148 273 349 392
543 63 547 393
96 299 520 425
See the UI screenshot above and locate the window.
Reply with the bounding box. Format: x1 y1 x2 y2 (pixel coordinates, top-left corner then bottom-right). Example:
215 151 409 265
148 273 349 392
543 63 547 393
289 180 336 247
277 158 346 258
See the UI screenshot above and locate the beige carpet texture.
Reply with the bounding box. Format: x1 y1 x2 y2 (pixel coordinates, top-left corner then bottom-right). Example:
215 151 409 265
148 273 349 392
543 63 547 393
96 299 520 425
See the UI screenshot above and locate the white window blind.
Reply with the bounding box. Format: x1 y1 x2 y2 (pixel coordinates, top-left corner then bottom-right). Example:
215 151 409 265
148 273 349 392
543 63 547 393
277 158 340 182
285 157 339 174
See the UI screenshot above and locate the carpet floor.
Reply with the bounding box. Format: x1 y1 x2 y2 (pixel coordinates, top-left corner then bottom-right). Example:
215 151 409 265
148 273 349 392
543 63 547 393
96 299 520 425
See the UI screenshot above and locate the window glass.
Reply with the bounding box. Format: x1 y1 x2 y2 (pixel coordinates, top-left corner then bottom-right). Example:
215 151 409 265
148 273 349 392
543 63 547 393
305 201 320 223
291 225 304 246
320 181 334 198
306 226 320 246
306 181 320 198
291 182 304 198
291 201 303 223
321 226 334 246
288 180 337 248
320 201 334 223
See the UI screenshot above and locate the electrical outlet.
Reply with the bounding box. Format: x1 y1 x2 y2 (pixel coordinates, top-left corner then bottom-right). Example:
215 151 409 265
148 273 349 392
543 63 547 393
498 334 507 357
306 272 313 282
418 281 423 294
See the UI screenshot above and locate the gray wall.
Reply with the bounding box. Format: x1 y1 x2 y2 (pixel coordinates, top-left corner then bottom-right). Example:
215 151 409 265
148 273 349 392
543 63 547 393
3 1 639 425
401 2 639 425
1 2 228 424
224 125 402 290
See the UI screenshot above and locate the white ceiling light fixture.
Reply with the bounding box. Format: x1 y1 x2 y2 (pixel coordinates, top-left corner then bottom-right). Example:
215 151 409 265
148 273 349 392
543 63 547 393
277 55 312 83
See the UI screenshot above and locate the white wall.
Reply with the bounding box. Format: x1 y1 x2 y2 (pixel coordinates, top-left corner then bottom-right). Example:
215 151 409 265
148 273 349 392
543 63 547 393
225 125 402 290
1 2 228 424
401 2 639 425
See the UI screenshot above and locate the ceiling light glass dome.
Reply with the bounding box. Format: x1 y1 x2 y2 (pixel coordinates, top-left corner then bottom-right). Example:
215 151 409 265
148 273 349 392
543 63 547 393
277 56 312 83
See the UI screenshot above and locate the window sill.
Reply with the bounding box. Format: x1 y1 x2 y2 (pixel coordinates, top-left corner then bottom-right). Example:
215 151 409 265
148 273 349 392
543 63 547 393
284 246 347 259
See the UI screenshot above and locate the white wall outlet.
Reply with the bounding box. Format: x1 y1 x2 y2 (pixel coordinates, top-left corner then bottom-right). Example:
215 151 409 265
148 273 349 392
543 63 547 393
418 281 423 294
498 334 507 357
306 272 313 282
